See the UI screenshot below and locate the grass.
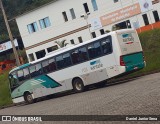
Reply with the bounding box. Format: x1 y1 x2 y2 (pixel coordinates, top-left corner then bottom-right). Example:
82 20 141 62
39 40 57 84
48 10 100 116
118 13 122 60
125 29 160 78
0 70 12 108
0 29 160 108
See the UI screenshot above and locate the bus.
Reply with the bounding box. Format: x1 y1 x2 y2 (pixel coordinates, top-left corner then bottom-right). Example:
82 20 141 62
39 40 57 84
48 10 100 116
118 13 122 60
8 29 145 104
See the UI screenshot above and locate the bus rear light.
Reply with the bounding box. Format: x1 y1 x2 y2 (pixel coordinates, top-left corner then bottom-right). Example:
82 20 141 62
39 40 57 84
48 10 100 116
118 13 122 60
120 56 125 66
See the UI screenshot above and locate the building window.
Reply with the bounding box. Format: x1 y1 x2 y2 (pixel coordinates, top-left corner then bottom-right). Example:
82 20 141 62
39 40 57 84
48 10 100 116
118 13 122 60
62 11 68 22
91 0 98 11
28 53 35 62
70 39 75 44
27 22 38 34
35 50 46 59
83 3 89 13
47 45 58 53
70 8 76 19
78 37 83 43
142 14 149 25
100 29 105 35
153 10 160 22
114 0 119 3
114 20 131 29
39 17 51 29
91 32 96 38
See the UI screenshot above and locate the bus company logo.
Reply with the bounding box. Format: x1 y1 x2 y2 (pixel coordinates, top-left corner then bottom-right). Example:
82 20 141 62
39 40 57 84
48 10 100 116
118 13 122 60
122 33 134 44
2 116 11 121
90 60 103 70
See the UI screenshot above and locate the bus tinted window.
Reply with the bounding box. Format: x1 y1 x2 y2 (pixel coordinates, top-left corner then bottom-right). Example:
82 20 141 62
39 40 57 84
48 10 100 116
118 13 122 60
29 65 36 78
56 55 64 69
101 37 112 54
35 63 43 76
9 72 19 92
49 58 56 72
88 44 95 59
42 60 50 73
17 70 24 82
23 68 30 80
63 53 72 67
88 41 102 59
79 47 88 62
94 42 102 57
71 49 79 64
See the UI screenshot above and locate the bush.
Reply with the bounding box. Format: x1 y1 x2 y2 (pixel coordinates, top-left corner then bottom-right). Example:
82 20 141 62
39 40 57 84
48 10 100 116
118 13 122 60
0 71 12 107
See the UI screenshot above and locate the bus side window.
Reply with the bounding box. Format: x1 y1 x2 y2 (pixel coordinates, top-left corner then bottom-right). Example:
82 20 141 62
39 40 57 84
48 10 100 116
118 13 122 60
17 70 24 82
56 55 64 69
101 37 112 54
23 68 30 80
49 58 56 72
88 44 95 59
29 65 36 78
63 53 72 67
71 49 79 64
35 63 43 76
94 41 102 57
42 60 50 73
79 47 88 62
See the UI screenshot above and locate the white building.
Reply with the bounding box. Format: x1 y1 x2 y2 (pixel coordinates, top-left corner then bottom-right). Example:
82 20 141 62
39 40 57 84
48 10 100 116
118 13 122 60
15 0 160 62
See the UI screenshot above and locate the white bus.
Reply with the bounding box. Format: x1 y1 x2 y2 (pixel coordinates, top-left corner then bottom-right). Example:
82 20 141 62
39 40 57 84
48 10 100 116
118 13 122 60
9 29 145 104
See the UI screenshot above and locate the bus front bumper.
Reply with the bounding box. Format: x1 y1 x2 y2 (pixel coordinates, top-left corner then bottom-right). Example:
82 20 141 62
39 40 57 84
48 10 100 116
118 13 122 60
12 96 25 104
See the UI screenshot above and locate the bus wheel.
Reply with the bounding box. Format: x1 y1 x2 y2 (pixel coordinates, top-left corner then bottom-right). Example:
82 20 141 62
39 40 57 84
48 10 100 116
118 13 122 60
73 78 84 93
24 92 34 104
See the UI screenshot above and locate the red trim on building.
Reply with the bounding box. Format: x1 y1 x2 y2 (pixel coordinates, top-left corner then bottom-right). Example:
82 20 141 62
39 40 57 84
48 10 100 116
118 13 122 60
136 21 160 33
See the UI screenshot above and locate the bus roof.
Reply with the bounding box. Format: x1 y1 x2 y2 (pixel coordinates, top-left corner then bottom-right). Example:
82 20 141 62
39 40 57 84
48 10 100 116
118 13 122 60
9 29 135 74
9 63 31 74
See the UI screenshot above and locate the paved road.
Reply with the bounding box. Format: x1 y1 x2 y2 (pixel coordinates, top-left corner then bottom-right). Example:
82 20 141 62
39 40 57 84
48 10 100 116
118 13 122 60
0 73 160 124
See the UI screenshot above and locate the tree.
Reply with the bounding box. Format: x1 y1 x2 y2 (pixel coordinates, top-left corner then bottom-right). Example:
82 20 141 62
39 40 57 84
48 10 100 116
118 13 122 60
0 34 8 41
55 39 68 48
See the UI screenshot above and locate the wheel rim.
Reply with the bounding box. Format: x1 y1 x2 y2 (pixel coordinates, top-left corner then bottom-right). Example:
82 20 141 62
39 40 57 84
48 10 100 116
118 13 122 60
27 94 33 102
75 81 82 91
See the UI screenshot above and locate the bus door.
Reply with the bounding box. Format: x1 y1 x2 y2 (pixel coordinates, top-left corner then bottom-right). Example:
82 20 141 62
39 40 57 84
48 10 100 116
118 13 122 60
9 72 20 97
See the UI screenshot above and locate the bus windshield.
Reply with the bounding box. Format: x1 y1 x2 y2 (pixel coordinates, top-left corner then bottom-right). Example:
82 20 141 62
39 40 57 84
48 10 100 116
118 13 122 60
9 72 19 92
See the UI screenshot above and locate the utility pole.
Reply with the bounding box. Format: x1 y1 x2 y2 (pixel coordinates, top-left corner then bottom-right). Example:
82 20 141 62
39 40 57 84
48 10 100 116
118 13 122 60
81 12 92 39
0 0 21 66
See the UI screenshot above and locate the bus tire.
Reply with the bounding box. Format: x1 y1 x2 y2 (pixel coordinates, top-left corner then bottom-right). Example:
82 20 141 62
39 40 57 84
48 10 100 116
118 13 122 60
24 92 34 104
72 78 84 93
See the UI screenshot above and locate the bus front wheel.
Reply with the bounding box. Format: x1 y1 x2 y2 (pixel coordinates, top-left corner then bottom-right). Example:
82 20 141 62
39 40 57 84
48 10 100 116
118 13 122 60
73 78 84 93
24 92 34 104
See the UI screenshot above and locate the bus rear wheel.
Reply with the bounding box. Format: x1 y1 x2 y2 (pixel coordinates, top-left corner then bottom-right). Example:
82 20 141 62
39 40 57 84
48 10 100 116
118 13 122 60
24 92 34 104
73 78 84 93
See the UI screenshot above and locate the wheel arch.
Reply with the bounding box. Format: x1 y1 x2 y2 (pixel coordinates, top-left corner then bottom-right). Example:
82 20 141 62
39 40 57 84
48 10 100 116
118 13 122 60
72 76 85 87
